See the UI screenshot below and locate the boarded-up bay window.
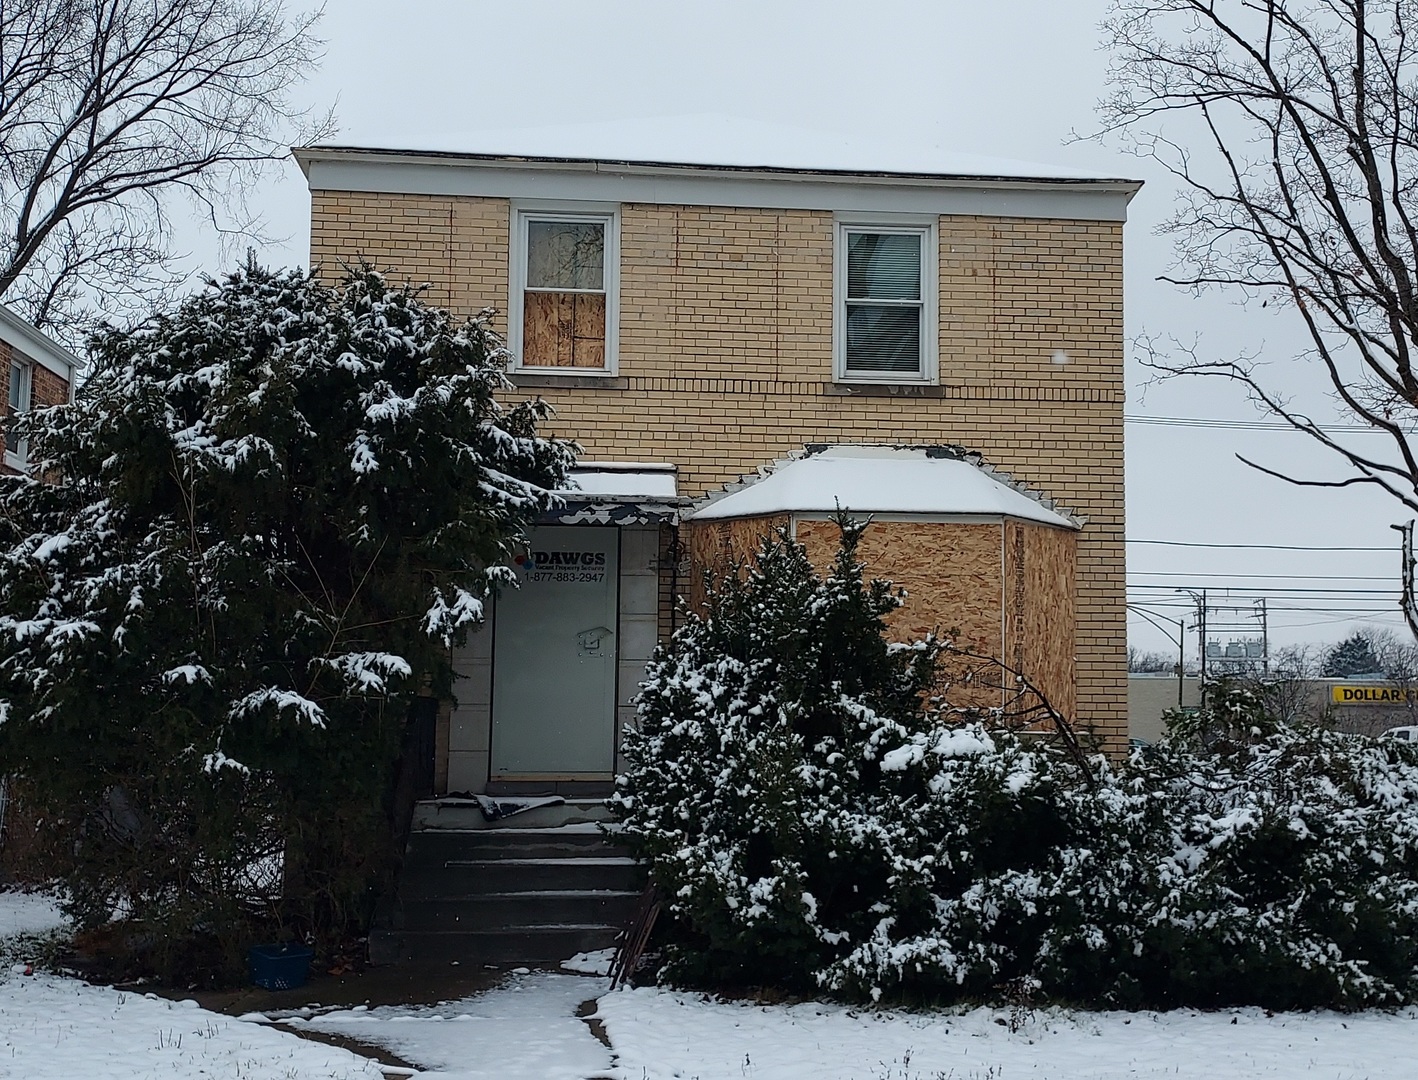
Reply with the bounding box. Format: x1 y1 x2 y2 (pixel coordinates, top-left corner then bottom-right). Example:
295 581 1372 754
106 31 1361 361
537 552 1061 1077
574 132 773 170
519 215 611 370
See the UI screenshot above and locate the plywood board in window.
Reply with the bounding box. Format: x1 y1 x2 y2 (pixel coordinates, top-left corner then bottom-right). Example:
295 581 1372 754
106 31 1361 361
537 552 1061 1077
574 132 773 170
684 516 791 612
1003 521 1077 725
795 518 1005 710
571 293 606 368
523 291 606 368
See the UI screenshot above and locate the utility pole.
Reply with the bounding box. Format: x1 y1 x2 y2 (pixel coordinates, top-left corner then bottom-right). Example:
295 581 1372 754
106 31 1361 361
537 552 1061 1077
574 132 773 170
1177 617 1185 709
1258 597 1269 676
1198 589 1208 708
1198 589 1208 681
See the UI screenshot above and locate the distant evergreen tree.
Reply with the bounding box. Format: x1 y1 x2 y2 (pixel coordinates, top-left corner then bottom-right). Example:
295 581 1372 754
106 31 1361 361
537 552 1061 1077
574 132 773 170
0 264 573 981
1322 633 1383 677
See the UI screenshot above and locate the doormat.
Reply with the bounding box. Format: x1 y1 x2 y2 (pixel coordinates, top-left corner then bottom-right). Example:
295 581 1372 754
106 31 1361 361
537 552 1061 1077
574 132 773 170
467 794 566 821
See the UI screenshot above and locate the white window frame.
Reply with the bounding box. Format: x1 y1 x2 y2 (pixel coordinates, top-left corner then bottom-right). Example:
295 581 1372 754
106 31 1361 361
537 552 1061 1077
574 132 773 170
833 216 938 384
508 203 620 376
4 358 31 469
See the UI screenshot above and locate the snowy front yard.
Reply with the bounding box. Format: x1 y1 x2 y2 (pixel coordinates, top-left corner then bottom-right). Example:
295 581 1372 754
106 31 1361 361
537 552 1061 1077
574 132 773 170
6 889 1418 1079
0 891 382 1079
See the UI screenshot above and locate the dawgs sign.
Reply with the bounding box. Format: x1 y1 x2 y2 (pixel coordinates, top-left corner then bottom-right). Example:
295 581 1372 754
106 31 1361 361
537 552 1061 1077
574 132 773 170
512 548 608 584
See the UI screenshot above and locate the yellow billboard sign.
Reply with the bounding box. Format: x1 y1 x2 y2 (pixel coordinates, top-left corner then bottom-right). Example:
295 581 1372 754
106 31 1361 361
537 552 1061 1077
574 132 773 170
1331 685 1417 705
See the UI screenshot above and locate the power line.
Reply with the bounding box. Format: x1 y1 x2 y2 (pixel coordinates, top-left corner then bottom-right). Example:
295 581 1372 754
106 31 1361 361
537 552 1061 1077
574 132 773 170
1129 571 1394 581
1125 413 1399 433
1127 538 1391 551
1130 584 1393 595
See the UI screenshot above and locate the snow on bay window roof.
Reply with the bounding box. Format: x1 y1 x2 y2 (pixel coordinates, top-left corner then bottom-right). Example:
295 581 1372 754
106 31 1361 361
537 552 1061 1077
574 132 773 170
689 446 1078 529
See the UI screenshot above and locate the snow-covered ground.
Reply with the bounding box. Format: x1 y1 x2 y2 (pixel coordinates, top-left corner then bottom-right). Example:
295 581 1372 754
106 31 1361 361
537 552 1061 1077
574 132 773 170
595 988 1418 1079
0 888 68 939
0 889 382 1079
1 973 385 1079
290 971 613 1080
298 970 1418 1080
7 889 1418 1079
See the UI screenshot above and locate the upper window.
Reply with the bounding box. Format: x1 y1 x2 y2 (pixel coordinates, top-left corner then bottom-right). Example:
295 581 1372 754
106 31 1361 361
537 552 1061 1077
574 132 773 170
511 208 618 373
835 221 937 382
4 359 31 466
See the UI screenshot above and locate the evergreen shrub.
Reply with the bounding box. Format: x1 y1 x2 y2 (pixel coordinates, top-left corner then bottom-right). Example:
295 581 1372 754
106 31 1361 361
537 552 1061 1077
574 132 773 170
0 264 573 982
615 523 1418 1009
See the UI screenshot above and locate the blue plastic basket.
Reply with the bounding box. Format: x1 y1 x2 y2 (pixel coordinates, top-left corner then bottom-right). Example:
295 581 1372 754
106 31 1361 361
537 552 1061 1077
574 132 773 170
247 943 313 990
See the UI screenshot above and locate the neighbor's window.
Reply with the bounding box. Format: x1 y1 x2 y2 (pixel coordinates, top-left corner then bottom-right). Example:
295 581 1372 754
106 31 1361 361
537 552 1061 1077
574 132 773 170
4 359 30 465
513 210 618 372
836 223 936 381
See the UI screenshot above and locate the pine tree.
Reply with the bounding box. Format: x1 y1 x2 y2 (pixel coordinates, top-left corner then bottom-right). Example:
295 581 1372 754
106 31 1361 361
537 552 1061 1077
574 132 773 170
614 516 944 989
1322 633 1383 678
0 264 573 980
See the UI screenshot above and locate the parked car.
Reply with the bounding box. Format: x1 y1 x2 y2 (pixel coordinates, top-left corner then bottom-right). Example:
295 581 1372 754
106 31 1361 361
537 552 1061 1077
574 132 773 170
1380 726 1418 742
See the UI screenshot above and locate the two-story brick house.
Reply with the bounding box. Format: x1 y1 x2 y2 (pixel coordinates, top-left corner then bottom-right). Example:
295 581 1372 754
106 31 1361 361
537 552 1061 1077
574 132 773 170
0 305 79 475
294 142 1140 801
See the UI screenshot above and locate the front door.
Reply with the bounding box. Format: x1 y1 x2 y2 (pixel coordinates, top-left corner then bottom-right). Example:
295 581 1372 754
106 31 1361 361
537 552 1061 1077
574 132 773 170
490 526 619 780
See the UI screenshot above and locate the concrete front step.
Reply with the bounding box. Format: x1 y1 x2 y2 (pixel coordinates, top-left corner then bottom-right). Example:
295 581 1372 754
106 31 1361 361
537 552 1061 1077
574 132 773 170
395 889 641 932
412 798 615 832
400 856 640 896
370 821 644 966
402 826 617 868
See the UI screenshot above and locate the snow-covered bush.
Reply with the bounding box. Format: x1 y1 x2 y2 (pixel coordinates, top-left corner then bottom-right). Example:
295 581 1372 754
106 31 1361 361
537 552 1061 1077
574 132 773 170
0 264 574 981
616 523 1418 1009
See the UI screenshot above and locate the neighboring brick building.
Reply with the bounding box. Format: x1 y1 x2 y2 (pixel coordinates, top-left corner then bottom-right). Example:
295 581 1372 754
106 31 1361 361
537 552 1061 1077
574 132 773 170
294 143 1140 793
0 305 78 474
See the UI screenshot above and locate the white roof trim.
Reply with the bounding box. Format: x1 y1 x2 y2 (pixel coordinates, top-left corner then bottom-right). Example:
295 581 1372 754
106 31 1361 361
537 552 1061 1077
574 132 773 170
0 304 80 381
689 446 1080 530
293 148 1142 224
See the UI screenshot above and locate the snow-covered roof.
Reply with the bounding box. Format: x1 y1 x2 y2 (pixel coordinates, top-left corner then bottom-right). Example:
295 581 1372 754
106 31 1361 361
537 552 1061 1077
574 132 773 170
558 462 679 501
0 303 81 383
689 446 1078 529
297 114 1139 187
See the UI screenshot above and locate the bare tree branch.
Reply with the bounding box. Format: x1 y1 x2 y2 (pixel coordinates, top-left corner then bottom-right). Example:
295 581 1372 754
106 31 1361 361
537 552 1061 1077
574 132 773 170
1097 1 1418 634
0 1 334 343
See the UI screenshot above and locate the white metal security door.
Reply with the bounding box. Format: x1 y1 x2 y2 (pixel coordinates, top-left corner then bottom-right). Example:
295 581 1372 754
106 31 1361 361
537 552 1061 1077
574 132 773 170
490 526 619 778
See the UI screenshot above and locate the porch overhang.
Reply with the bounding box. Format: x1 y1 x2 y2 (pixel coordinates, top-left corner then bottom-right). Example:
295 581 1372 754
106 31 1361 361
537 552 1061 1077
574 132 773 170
542 461 690 526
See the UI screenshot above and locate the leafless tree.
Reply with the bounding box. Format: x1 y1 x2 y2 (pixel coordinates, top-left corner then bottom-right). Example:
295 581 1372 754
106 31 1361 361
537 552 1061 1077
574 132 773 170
1098 0 1418 633
0 0 332 340
1128 646 1178 672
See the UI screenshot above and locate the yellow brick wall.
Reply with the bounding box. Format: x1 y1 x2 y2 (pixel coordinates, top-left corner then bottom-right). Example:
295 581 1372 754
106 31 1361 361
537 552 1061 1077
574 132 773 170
309 190 1127 752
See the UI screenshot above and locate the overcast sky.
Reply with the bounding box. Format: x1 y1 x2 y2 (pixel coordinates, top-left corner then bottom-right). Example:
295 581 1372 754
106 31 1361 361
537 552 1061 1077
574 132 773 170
177 0 1414 660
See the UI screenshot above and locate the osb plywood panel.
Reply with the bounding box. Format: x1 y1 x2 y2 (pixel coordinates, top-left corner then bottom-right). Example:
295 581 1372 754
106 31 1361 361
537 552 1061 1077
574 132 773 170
684 515 791 613
523 291 606 368
795 518 1004 710
1004 521 1078 726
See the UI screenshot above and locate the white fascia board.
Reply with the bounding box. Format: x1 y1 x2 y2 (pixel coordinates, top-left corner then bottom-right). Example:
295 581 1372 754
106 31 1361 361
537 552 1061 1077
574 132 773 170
295 151 1142 224
0 304 81 382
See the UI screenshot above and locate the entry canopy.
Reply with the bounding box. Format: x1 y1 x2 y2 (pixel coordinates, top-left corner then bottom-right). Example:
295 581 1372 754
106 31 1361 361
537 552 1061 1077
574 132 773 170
559 462 679 501
689 445 1078 529
546 462 688 525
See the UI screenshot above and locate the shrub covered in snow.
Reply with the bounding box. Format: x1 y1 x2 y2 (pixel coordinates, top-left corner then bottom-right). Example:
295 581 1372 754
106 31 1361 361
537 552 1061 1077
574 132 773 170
0 264 573 981
615 523 1418 1010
